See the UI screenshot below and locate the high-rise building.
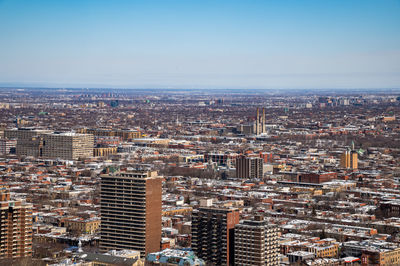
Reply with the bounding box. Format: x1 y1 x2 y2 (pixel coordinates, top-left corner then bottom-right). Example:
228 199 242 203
235 216 279 266
192 207 239 266
42 132 94 160
340 151 358 169
100 170 162 257
236 155 264 179
0 186 33 259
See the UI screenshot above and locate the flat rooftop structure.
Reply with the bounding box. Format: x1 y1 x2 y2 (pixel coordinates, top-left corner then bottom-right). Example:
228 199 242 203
277 181 323 188
47 132 91 136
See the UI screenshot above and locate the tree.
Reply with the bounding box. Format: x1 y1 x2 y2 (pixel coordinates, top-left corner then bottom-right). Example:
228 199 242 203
319 228 327 239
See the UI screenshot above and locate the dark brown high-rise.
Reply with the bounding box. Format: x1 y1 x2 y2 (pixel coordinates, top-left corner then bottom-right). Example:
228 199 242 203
100 170 162 256
236 155 264 179
192 207 240 266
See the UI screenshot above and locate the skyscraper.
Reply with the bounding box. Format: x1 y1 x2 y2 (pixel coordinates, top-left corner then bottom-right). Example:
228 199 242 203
0 186 33 259
235 216 279 266
236 155 264 179
192 207 239 266
100 169 162 256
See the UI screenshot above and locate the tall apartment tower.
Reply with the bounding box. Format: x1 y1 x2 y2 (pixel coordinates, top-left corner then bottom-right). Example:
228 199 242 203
0 186 33 259
236 155 264 179
340 151 358 169
254 108 266 135
42 132 94 160
235 216 280 266
192 207 240 266
100 170 162 256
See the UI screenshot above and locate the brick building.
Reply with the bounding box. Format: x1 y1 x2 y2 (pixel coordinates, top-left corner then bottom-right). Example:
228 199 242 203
298 172 337 184
236 155 264 179
192 207 239 265
100 170 162 256
0 186 33 259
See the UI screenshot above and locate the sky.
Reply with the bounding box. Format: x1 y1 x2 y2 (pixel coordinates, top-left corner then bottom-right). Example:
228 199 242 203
0 0 399 89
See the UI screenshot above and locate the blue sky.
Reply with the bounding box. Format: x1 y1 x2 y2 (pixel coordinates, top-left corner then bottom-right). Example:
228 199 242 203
0 0 399 89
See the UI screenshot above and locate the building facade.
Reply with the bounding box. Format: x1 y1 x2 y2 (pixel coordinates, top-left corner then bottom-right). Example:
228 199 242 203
0 138 17 155
234 216 279 266
4 128 93 160
204 153 238 167
63 217 100 235
93 147 118 157
42 132 94 160
0 186 33 259
297 172 338 184
236 155 264 179
100 170 162 256
78 128 142 141
192 207 239 266
340 150 358 169
4 128 51 157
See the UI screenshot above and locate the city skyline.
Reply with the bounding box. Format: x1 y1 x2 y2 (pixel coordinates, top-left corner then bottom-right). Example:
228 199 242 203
0 0 399 89
0 88 399 265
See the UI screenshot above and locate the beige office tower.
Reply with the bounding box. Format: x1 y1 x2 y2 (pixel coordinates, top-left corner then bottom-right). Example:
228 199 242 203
100 170 162 257
340 151 358 169
235 216 279 266
4 128 51 157
0 186 33 259
42 132 94 160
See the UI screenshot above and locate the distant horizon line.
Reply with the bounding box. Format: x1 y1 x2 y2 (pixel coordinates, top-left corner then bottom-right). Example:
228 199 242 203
0 84 399 91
